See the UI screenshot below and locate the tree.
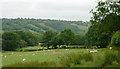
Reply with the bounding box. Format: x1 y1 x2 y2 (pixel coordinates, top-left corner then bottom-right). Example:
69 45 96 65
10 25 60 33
50 34 64 49
2 32 21 51
55 35 64 48
42 30 56 49
110 31 120 47
59 29 75 47
19 40 27 48
73 35 85 45
86 1 120 47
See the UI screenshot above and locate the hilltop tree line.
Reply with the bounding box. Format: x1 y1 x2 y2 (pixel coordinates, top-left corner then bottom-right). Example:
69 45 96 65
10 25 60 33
2 18 89 34
2 29 85 51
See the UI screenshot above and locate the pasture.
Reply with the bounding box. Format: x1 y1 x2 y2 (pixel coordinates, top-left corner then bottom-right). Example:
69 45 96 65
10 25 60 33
1 46 120 67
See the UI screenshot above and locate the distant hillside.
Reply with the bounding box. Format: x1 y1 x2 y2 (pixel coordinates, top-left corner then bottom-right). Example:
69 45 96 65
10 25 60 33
2 18 90 34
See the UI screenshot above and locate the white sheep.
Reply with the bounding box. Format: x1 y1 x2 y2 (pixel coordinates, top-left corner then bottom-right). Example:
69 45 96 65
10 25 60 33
22 58 26 62
94 50 98 53
4 56 7 58
65 49 69 51
90 50 98 53
109 47 112 50
90 51 94 53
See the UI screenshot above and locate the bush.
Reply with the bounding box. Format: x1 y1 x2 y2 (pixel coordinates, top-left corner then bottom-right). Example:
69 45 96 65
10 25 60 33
60 53 82 67
104 50 119 65
82 53 93 62
59 52 94 67
2 32 21 51
110 31 120 47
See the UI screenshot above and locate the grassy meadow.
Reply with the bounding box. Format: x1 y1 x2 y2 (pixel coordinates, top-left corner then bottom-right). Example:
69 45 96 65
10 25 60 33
1 46 119 67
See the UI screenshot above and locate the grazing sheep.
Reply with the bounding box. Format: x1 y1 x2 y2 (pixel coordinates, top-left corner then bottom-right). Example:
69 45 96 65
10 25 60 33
90 50 98 53
94 50 98 53
109 47 112 50
65 49 69 51
47 50 50 51
4 56 7 58
22 58 26 62
90 51 94 53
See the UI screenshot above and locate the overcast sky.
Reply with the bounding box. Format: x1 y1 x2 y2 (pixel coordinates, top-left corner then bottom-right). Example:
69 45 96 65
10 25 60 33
0 0 99 21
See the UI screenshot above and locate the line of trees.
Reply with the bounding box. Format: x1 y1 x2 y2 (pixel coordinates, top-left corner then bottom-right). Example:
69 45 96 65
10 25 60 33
37 29 85 49
2 29 85 51
2 31 42 51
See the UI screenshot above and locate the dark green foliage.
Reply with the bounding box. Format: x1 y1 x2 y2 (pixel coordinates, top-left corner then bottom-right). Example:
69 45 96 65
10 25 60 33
2 18 89 34
60 52 93 67
42 30 57 49
23 32 40 46
110 31 120 47
2 31 41 51
86 1 120 47
13 31 40 46
60 29 75 46
19 40 27 48
73 35 85 45
2 32 21 51
60 53 82 67
53 35 64 47
82 53 93 62
104 50 119 65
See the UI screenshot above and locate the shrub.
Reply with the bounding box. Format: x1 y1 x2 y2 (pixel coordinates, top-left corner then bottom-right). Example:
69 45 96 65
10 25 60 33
82 53 93 62
60 52 82 67
59 52 94 67
110 31 120 48
104 50 119 65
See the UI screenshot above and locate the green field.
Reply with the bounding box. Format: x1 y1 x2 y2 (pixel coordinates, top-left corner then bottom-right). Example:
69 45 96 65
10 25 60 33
2 46 119 67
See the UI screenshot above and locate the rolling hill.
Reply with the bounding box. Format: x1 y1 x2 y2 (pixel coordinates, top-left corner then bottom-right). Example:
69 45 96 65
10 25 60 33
2 18 90 34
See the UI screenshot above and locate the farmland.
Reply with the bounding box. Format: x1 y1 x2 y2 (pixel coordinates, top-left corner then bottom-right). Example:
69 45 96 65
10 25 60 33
1 46 119 67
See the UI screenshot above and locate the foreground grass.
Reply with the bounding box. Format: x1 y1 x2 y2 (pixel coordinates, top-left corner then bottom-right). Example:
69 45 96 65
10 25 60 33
2 47 120 67
2 49 84 66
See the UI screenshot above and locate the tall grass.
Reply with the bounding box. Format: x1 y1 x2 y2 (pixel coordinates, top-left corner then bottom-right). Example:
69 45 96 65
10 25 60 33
81 53 93 62
101 50 120 67
59 52 93 67
59 52 82 67
3 61 58 67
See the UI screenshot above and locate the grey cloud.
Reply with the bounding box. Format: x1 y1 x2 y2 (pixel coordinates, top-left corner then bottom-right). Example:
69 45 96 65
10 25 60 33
1 0 97 21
